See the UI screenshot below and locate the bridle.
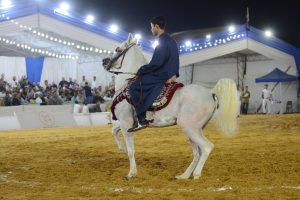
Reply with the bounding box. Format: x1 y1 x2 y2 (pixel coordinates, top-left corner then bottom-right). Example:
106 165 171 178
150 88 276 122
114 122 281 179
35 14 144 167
105 43 136 75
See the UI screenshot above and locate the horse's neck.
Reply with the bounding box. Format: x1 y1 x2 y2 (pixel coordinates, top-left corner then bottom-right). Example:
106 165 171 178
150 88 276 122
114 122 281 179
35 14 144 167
115 46 148 91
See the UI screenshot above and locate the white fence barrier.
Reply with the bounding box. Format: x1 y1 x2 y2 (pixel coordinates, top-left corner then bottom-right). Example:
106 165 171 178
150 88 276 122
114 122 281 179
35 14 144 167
0 104 111 131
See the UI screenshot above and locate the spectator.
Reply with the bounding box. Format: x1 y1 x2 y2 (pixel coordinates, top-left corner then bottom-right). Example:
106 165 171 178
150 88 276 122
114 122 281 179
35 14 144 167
262 84 272 114
47 90 63 105
92 90 104 104
19 75 28 88
83 82 93 104
26 86 35 101
4 92 11 106
59 77 68 88
11 93 21 106
80 75 86 87
68 77 73 86
71 91 78 104
76 91 85 104
35 92 43 104
91 76 97 89
11 76 18 88
0 73 6 84
241 85 250 114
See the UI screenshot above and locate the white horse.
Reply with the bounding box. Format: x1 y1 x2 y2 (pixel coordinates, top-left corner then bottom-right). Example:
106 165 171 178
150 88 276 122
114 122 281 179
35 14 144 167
103 34 238 180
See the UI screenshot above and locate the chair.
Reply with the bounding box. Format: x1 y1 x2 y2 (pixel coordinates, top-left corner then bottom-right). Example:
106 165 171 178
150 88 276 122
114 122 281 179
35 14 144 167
286 101 293 113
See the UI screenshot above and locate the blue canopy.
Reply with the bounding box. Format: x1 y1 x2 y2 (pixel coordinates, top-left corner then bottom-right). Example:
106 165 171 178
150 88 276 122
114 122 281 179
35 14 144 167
255 68 298 83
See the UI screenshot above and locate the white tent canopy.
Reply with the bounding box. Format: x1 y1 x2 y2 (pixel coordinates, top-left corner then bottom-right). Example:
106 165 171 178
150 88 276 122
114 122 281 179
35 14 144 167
1 1 299 112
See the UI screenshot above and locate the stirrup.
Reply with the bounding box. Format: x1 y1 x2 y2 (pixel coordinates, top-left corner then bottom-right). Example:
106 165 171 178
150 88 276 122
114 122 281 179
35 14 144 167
127 121 148 132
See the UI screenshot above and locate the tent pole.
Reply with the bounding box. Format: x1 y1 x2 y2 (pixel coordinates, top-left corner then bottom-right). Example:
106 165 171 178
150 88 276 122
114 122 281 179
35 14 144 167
280 82 282 114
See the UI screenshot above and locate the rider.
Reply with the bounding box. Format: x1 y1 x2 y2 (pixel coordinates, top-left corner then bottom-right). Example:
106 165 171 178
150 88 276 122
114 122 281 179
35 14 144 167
128 16 180 132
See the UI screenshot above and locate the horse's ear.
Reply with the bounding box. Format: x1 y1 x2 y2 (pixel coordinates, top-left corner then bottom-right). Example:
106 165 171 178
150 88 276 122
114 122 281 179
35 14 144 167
127 33 133 43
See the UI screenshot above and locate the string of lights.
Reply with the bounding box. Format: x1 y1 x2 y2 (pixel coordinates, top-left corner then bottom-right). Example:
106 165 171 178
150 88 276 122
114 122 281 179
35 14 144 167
0 13 112 59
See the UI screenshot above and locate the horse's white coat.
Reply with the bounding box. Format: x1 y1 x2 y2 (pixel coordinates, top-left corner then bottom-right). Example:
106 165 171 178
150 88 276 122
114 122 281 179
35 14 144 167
105 34 238 179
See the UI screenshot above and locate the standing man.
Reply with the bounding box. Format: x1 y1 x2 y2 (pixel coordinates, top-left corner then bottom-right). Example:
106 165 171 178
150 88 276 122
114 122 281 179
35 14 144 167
128 16 179 132
262 84 272 114
241 85 250 114
91 76 97 90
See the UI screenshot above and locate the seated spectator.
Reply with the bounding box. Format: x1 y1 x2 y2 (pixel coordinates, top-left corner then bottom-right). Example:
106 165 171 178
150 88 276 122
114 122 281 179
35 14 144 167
71 91 78 104
10 76 19 88
11 93 21 106
19 75 28 88
47 91 63 105
0 88 6 99
76 91 85 104
92 90 104 104
70 80 80 90
68 77 73 86
59 77 69 88
51 81 58 89
4 92 11 106
25 86 35 102
35 92 44 104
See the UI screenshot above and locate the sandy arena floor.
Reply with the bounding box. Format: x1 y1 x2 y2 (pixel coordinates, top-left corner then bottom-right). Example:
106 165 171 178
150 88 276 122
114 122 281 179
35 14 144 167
0 114 299 199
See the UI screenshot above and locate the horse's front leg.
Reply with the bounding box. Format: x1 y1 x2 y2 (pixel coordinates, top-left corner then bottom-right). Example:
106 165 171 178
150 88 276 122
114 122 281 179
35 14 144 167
112 121 127 153
116 102 136 180
123 132 137 180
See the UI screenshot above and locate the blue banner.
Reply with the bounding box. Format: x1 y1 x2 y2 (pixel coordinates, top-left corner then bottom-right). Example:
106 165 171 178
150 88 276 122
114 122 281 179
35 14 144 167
25 57 44 83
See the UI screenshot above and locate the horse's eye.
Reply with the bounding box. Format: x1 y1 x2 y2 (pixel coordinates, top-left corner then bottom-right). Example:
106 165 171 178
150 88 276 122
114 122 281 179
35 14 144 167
115 47 122 52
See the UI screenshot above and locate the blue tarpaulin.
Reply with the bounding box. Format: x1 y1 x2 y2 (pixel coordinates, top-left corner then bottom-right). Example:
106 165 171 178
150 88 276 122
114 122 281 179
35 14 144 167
255 68 298 83
25 56 44 83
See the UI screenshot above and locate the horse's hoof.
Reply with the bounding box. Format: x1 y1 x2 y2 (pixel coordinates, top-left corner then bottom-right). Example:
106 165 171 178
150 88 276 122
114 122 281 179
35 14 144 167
175 175 189 180
123 176 130 181
193 175 200 180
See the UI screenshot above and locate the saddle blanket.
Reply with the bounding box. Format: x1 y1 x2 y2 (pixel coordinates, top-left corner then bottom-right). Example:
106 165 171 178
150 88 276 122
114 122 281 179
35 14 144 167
111 82 184 120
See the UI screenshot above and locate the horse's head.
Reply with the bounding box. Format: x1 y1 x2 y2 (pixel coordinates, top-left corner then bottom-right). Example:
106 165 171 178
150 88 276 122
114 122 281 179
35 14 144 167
102 33 137 72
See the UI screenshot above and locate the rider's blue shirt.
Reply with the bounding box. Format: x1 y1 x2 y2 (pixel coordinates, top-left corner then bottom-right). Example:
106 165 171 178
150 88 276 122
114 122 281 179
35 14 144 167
129 33 179 116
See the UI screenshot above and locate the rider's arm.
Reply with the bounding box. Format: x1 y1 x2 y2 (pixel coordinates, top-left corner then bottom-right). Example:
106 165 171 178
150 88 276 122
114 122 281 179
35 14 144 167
138 43 169 75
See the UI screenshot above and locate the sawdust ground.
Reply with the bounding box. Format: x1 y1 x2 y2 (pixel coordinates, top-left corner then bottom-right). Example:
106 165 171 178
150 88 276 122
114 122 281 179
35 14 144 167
0 114 299 199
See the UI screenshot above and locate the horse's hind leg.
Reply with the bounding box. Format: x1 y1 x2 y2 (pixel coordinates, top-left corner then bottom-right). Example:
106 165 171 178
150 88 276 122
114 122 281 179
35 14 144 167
185 128 214 179
175 138 200 179
112 121 127 153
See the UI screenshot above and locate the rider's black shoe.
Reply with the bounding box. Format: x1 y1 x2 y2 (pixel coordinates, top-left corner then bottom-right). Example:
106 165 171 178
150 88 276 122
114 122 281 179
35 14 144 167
127 120 148 132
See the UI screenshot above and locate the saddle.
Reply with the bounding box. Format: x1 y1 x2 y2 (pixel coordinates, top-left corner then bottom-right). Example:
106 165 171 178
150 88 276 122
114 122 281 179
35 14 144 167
111 81 184 120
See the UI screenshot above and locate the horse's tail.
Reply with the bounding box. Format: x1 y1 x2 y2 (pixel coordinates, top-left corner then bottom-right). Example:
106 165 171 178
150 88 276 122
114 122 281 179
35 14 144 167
211 79 238 136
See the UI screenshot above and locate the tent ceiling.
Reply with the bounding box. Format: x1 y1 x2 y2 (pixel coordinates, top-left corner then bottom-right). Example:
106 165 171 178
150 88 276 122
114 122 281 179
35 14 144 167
0 27 102 58
0 13 153 61
217 49 260 59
